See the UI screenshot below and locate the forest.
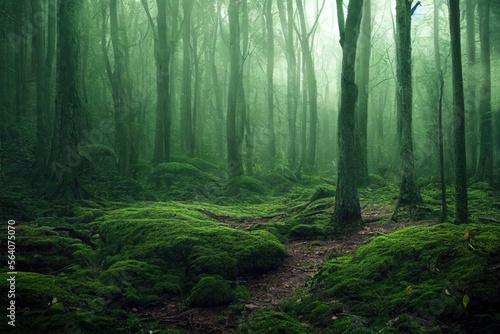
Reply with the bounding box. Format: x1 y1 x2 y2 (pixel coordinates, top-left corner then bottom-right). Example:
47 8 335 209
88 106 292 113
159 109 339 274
1 0 500 333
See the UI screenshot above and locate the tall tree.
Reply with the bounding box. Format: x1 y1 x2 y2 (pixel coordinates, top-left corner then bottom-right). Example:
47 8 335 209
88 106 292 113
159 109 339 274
277 0 298 167
395 0 422 207
50 0 82 198
434 0 447 222
141 0 172 164
227 0 243 178
181 0 194 157
265 0 275 170
333 0 364 228
12 0 27 123
355 0 371 184
296 0 318 171
449 0 468 223
466 0 478 174
475 0 493 184
31 0 51 181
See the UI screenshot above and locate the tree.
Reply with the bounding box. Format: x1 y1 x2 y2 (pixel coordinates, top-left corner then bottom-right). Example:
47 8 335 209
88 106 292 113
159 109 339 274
49 0 83 198
141 0 172 164
265 0 275 170
277 0 298 167
466 0 478 174
355 0 371 184
181 0 194 157
475 0 493 184
449 0 468 223
395 0 422 208
333 0 364 228
227 0 243 178
296 0 319 171
434 0 447 222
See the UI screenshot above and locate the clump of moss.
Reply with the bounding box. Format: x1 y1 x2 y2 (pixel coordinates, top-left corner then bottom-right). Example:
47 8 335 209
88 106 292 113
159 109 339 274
288 224 324 240
223 175 269 197
313 223 500 332
237 311 308 334
310 185 336 202
188 276 233 307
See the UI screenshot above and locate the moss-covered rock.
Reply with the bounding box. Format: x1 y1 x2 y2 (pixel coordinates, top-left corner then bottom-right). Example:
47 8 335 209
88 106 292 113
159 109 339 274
188 275 233 307
223 176 269 197
310 185 336 202
288 224 324 240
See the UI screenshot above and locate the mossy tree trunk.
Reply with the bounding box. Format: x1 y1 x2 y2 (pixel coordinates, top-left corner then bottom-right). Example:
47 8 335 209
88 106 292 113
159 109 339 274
333 0 363 229
395 0 422 207
466 0 478 175
449 0 468 224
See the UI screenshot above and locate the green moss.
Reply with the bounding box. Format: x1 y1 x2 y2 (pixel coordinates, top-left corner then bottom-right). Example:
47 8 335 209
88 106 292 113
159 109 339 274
224 176 269 197
288 224 324 240
310 185 336 202
237 311 308 334
313 223 500 332
188 276 233 307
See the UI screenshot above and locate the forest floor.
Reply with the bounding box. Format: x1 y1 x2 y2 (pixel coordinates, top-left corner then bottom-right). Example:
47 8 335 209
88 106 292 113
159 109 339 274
137 205 436 333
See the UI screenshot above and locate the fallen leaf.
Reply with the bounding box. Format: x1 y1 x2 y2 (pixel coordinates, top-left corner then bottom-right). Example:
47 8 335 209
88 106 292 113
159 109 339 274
464 230 469 240
445 289 452 296
463 294 470 308
406 286 412 291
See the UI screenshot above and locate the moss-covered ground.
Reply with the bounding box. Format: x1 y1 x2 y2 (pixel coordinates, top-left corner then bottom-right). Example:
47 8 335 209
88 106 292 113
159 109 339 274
1 160 499 333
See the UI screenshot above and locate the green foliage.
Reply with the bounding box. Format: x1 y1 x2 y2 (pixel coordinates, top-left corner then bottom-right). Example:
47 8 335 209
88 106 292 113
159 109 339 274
237 311 308 334
188 275 233 307
366 173 389 188
288 224 324 240
310 185 336 202
312 223 500 332
223 175 269 197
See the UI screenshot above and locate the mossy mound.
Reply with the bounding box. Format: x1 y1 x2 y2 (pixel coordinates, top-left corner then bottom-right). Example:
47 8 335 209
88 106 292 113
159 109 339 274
149 162 220 200
188 275 233 307
223 175 269 197
237 311 308 334
288 224 325 240
96 203 287 294
312 223 500 332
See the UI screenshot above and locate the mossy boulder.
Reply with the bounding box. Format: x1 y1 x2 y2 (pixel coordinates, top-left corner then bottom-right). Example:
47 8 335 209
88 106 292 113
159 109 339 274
310 185 336 202
288 224 324 240
367 173 389 187
188 276 233 307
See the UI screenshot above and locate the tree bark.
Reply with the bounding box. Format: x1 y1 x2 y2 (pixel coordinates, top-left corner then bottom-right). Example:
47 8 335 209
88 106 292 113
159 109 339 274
449 0 468 223
181 0 194 157
265 0 275 171
395 0 422 207
466 0 478 175
475 0 493 184
333 0 363 229
227 0 243 178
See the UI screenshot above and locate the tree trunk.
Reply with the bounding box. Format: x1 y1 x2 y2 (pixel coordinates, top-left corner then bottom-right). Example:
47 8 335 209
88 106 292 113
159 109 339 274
466 0 478 175
297 0 318 171
12 0 27 123
449 0 468 224
210 4 224 160
475 0 493 184
265 0 275 171
395 0 422 207
355 0 371 184
333 0 363 229
227 0 243 178
50 0 82 198
181 0 194 157
31 0 50 181
434 0 447 223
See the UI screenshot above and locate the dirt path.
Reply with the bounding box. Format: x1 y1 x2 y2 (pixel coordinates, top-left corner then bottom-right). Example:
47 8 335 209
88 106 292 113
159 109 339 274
137 206 427 333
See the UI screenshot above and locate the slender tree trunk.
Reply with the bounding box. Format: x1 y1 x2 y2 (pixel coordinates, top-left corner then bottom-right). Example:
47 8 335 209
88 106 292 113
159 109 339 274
227 0 243 178
265 0 275 171
449 0 468 224
434 0 447 222
475 0 493 184
297 0 318 171
395 0 422 207
300 50 307 166
355 0 371 184
210 5 224 160
181 0 194 157
31 0 50 181
12 0 27 123
333 0 363 229
466 0 478 175
50 0 82 198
